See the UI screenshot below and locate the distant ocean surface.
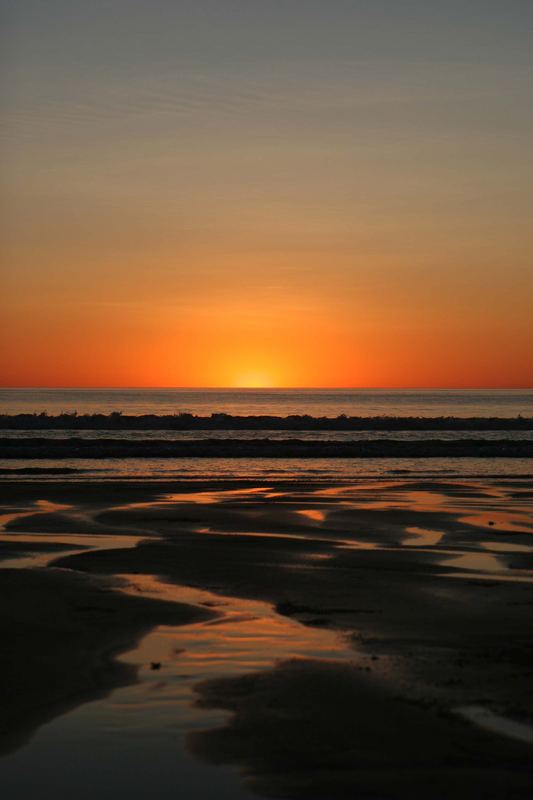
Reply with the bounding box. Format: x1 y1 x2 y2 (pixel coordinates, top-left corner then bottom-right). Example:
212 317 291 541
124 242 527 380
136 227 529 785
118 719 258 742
1 388 532 418
1 389 531 481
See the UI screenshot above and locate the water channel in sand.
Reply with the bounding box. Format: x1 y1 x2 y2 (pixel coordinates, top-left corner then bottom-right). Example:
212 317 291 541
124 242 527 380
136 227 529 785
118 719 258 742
0 522 354 799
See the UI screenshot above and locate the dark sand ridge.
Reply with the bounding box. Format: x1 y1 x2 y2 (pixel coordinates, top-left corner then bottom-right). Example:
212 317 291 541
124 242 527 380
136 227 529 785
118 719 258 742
2 478 533 797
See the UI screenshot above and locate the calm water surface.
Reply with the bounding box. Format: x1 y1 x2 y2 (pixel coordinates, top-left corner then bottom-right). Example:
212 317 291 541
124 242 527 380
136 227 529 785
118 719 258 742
1 456 532 480
2 388 532 417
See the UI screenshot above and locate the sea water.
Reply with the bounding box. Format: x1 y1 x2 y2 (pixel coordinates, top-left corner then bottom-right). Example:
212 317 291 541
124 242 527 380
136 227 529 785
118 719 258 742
1 388 532 418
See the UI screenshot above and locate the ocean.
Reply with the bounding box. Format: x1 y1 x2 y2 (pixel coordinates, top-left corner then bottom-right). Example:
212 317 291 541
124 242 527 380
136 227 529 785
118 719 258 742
1 388 531 481
1 388 532 417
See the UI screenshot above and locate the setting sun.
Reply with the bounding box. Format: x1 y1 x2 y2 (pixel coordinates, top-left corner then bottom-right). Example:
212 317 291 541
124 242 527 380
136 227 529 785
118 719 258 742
231 370 276 389
1 0 532 393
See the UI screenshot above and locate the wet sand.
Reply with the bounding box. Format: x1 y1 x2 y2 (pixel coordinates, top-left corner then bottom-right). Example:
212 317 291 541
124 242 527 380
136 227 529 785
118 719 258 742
190 659 532 798
0 567 215 757
1 476 532 797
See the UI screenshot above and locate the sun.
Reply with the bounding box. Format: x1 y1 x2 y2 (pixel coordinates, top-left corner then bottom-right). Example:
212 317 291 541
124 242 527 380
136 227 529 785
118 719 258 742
232 370 276 389
213 347 288 388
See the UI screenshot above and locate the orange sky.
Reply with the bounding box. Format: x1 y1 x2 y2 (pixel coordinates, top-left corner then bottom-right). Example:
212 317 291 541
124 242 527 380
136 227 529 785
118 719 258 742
2 2 532 388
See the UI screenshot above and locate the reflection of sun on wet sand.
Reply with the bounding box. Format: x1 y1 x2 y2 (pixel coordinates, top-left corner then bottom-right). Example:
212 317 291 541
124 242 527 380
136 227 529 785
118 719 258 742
0 567 215 757
0 477 533 797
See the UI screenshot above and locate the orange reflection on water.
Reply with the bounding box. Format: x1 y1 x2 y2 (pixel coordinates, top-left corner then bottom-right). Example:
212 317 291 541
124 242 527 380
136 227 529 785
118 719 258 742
117 486 277 513
0 532 144 569
297 509 326 522
118 573 352 679
458 511 533 534
402 527 444 547
0 499 71 531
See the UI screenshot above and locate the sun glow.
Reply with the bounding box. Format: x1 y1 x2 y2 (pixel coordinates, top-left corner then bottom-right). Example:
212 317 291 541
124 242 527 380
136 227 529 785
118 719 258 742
232 370 277 389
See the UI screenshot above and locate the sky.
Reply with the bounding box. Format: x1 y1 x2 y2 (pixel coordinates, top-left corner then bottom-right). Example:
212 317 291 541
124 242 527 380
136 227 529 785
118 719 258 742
1 0 532 388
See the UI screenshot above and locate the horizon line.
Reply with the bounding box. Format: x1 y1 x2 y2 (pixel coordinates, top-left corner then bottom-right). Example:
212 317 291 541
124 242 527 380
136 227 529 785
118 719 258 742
1 386 532 392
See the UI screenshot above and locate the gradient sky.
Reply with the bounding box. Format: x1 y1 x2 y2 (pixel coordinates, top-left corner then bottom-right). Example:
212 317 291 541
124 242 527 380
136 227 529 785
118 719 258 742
1 0 532 387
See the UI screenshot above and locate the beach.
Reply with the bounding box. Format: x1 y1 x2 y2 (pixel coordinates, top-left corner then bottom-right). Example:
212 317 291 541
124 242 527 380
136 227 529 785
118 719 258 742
4 0 533 793
1 474 532 798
